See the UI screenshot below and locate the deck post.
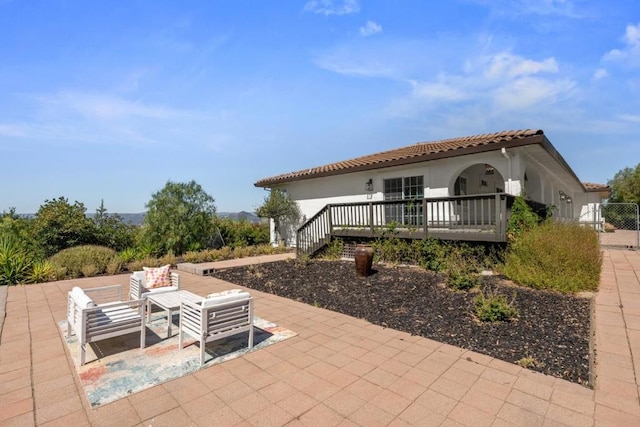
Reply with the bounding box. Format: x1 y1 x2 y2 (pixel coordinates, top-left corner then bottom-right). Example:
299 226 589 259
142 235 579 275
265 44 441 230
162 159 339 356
423 198 428 238
495 194 502 240
500 194 509 240
369 202 374 234
328 204 333 236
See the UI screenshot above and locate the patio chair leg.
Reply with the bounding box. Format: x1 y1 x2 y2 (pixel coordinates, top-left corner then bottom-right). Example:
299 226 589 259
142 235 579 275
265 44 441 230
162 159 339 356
200 340 205 366
248 326 254 349
80 344 86 366
66 320 71 338
140 325 146 349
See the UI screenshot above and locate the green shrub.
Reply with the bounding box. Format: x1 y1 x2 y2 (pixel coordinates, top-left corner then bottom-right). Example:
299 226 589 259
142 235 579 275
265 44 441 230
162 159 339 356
320 238 344 260
256 244 276 255
218 247 232 260
159 252 177 267
442 244 482 291
106 258 123 275
128 260 144 272
502 221 601 293
29 260 55 283
52 266 68 281
507 196 542 240
448 270 481 291
139 257 163 268
81 264 99 277
214 217 269 248
136 243 156 260
372 237 411 265
0 236 35 285
413 239 448 272
49 245 118 278
474 289 518 322
181 251 199 263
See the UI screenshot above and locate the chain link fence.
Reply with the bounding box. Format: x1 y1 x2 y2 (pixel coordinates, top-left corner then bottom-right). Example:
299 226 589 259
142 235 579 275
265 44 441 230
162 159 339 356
598 203 639 248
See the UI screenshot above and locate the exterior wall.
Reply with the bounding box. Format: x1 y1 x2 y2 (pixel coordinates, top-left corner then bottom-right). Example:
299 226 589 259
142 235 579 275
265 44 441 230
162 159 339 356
267 147 603 246
576 192 606 229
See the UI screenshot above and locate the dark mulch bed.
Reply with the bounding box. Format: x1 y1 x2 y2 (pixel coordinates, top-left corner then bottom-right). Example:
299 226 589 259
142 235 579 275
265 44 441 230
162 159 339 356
215 259 592 386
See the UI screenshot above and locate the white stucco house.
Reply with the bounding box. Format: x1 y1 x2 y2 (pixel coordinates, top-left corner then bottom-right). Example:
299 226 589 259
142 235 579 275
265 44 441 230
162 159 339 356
255 129 609 254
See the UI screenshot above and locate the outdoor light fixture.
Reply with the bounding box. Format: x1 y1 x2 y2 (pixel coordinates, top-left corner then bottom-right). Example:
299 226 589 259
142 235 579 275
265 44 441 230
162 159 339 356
566 197 572 204
559 191 566 201
365 179 373 192
484 164 495 175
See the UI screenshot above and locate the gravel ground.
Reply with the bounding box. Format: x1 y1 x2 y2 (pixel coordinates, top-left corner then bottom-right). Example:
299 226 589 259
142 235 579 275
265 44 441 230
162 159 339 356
215 259 592 386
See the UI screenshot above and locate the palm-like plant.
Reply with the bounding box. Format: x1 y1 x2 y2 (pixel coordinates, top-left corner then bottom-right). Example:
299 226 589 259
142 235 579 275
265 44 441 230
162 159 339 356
0 236 34 285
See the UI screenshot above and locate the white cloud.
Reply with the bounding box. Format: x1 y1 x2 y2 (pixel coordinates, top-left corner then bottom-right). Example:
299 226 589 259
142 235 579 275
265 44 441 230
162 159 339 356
35 91 191 121
409 78 469 102
303 0 359 16
493 77 575 110
382 48 576 120
485 53 558 79
620 114 640 123
360 21 382 37
603 22 640 66
0 124 27 138
593 68 608 80
470 0 582 18
0 90 234 150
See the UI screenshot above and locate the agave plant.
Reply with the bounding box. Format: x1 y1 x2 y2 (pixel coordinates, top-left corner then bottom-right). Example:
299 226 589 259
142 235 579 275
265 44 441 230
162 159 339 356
118 247 138 263
0 236 34 285
29 260 55 284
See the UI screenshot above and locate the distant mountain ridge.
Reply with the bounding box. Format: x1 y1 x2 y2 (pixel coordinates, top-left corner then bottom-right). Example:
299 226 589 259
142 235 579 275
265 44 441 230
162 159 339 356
19 211 262 226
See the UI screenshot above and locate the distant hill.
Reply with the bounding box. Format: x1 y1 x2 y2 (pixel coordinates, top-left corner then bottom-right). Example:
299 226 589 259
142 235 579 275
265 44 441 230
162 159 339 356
111 212 262 225
116 213 146 225
19 211 262 226
218 211 262 223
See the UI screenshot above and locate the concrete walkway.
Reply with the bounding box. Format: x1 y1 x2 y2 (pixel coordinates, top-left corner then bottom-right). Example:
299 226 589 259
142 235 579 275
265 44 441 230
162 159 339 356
176 252 296 275
0 249 639 426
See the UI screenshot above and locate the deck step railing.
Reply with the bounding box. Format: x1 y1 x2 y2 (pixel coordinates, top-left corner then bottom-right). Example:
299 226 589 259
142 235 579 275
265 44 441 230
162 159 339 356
296 194 533 256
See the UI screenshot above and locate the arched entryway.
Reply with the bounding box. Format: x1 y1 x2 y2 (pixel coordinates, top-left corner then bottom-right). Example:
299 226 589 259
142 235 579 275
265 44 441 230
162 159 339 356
453 163 505 196
451 163 506 226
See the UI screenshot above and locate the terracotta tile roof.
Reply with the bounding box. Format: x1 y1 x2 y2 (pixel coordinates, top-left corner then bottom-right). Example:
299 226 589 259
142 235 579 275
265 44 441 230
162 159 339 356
583 182 610 192
255 129 545 187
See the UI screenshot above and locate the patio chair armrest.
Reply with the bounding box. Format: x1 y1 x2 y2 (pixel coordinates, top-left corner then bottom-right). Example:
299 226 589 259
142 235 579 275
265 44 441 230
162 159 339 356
84 285 123 303
95 298 145 310
170 272 180 289
130 275 143 300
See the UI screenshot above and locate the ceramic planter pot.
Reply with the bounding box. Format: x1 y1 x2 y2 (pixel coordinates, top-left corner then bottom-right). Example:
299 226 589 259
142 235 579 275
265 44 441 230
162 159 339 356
354 244 374 277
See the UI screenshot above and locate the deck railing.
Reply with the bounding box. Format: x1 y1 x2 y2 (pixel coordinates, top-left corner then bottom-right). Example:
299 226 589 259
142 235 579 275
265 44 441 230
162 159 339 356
296 193 529 256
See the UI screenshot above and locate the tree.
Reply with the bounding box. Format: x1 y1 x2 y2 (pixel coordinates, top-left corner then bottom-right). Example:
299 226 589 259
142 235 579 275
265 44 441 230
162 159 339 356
256 189 300 245
608 164 640 205
1 208 39 254
605 164 640 229
142 180 216 255
31 197 94 257
92 200 134 251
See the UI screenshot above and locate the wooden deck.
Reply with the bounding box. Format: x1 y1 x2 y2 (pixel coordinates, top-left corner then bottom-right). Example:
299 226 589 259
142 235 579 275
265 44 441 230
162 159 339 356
296 194 545 256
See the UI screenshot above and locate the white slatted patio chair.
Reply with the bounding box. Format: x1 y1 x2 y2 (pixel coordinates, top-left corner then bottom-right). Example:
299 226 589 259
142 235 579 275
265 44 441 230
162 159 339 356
129 270 180 300
179 290 254 366
66 285 146 365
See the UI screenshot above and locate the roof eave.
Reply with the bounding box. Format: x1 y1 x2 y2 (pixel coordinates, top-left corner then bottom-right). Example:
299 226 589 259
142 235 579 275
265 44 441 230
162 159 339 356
255 134 552 188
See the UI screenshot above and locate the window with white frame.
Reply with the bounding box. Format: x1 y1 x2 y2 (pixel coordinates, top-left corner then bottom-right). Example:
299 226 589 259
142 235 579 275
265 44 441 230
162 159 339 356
383 175 424 225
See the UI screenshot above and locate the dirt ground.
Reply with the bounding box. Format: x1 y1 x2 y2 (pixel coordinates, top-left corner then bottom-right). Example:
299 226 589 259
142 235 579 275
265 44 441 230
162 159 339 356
216 259 592 386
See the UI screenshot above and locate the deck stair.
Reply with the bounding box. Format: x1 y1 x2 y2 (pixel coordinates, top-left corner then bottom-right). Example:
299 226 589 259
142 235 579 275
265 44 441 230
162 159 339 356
295 194 546 257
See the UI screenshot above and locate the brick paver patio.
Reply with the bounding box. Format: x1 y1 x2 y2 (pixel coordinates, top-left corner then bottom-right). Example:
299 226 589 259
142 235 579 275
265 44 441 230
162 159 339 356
1 249 639 426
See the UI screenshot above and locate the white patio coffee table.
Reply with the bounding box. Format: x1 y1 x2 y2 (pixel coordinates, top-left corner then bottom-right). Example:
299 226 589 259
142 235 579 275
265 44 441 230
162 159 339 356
146 290 203 338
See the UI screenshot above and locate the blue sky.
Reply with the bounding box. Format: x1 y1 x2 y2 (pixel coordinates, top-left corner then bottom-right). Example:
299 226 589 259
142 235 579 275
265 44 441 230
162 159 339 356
1 0 639 214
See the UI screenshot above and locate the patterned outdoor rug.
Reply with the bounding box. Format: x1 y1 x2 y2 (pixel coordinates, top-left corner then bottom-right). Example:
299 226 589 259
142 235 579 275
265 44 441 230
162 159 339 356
58 313 296 408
